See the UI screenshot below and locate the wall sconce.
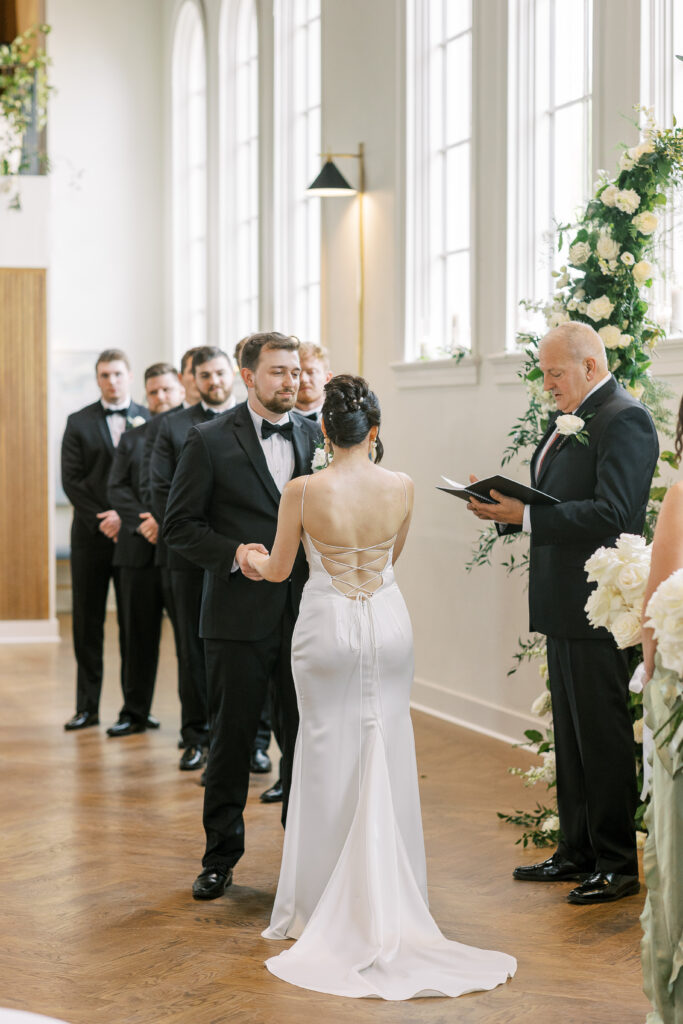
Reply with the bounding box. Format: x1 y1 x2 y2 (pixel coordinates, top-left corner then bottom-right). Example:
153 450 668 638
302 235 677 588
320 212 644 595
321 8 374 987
307 143 365 375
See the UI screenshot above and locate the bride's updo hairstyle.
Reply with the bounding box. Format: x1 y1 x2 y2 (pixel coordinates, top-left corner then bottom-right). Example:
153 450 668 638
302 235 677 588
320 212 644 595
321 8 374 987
322 374 384 463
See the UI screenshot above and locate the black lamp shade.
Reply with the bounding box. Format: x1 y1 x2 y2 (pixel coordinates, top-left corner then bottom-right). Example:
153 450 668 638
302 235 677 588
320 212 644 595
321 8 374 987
307 159 356 196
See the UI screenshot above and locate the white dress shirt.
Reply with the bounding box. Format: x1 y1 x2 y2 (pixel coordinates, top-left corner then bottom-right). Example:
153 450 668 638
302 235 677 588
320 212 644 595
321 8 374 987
522 373 612 532
101 400 130 448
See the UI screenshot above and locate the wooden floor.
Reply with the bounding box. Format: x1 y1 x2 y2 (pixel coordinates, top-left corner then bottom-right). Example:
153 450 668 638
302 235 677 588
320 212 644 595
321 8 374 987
0 614 650 1024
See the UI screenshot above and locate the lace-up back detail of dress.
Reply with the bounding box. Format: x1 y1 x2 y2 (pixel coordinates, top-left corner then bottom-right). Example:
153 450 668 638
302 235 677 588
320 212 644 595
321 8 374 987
301 474 407 599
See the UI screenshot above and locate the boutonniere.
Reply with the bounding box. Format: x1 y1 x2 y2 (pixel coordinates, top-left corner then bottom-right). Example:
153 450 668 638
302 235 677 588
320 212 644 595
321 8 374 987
311 438 331 472
556 413 594 448
126 415 146 431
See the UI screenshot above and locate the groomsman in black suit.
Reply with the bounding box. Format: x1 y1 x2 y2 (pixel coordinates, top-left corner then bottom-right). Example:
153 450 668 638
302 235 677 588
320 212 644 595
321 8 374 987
106 363 185 736
163 332 320 899
294 342 332 426
467 322 658 905
61 349 150 730
149 347 236 770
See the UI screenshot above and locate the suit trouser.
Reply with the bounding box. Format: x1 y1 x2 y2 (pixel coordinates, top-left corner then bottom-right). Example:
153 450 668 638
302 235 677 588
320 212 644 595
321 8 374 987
547 635 638 876
118 565 164 723
170 568 209 747
202 597 298 870
71 537 124 714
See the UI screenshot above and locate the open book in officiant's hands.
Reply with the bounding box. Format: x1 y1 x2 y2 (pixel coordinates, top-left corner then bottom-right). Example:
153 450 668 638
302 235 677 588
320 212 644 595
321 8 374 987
437 475 560 506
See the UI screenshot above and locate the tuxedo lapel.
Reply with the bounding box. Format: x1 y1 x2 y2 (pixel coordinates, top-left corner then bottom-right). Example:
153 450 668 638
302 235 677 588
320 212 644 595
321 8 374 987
95 403 114 451
232 405 282 507
292 415 316 477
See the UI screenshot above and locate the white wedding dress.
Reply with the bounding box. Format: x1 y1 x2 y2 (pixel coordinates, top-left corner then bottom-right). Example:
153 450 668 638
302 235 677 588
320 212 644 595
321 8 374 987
262 476 516 1000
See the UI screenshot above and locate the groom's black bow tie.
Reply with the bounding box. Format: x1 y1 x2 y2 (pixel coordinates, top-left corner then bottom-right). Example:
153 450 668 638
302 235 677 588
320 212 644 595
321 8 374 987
104 406 129 417
261 420 294 440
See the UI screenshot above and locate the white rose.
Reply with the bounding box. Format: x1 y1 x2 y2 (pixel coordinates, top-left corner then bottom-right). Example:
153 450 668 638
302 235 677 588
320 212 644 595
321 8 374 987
585 585 624 628
547 309 571 328
531 691 552 717
585 546 618 584
574 289 585 300
577 301 588 314
620 251 635 266
619 148 636 171
569 241 591 265
615 188 641 214
632 210 659 235
615 533 649 559
634 139 655 161
600 184 620 207
585 295 615 322
633 260 654 286
598 325 624 350
616 562 649 596
611 610 642 649
311 447 328 471
633 718 644 744
541 751 556 784
556 414 585 436
596 232 620 260
542 814 560 833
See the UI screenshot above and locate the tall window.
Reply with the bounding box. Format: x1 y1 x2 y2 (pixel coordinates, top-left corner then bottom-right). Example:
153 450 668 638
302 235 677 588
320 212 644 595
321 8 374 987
507 0 593 343
405 0 473 360
641 0 683 332
274 0 321 340
172 1 208 354
220 0 260 346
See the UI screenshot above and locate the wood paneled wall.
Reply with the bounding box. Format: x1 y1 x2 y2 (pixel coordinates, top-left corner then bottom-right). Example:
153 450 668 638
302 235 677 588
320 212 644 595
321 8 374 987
0 268 49 620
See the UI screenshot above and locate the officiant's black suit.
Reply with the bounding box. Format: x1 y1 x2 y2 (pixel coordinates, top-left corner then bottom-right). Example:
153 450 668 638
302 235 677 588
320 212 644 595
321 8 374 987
107 422 164 725
163 402 320 870
504 376 658 876
61 400 150 715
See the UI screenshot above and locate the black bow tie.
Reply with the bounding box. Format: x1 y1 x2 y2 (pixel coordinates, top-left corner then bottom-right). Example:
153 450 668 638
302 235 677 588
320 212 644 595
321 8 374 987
302 412 319 421
261 419 294 440
104 406 129 417
204 408 221 419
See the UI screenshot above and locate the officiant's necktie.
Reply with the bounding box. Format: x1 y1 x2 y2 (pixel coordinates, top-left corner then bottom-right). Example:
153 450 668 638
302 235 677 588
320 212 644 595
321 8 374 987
261 420 294 440
536 431 558 475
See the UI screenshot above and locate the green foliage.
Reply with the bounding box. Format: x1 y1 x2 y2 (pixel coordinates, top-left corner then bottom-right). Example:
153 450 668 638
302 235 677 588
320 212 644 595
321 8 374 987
497 805 560 848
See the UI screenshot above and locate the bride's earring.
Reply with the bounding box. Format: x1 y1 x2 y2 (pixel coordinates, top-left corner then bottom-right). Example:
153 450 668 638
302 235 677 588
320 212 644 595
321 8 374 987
370 438 377 462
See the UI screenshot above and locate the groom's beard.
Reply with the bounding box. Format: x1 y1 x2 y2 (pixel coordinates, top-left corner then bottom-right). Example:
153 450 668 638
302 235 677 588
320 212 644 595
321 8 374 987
255 384 298 414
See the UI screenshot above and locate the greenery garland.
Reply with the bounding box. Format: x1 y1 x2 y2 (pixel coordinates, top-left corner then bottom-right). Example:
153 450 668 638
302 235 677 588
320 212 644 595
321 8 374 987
470 110 683 847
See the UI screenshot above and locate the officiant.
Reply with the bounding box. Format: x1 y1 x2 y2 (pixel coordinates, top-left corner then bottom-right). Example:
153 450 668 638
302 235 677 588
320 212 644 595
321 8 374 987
467 322 658 905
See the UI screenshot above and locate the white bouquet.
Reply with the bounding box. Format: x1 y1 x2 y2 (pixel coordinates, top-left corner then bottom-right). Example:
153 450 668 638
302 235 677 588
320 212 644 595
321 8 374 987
584 533 651 647
644 569 683 676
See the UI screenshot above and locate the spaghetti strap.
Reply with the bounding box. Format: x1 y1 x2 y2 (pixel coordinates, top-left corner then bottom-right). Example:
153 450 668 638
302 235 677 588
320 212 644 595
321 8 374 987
301 476 310 531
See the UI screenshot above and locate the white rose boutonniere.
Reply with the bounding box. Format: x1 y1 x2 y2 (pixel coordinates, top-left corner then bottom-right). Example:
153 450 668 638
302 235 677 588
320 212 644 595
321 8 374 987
127 415 147 430
311 441 330 472
556 413 591 447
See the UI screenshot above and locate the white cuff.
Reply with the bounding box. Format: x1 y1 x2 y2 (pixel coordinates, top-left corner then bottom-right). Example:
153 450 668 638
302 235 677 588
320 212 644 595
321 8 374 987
522 505 532 533
231 557 240 574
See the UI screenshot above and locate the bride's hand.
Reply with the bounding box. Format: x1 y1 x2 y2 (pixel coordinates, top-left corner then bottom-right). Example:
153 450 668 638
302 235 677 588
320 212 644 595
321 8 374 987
236 542 269 581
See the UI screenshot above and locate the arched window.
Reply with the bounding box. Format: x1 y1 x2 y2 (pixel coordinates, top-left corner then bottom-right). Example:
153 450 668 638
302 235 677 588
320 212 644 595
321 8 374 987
172 1 208 355
405 0 473 360
220 0 260 347
507 0 593 343
274 0 321 341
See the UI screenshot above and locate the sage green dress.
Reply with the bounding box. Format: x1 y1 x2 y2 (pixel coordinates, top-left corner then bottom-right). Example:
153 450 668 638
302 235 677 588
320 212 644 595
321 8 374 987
641 657 683 1024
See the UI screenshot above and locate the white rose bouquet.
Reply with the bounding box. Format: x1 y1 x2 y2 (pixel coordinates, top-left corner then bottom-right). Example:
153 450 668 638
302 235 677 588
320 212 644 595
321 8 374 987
584 533 652 646
644 569 683 753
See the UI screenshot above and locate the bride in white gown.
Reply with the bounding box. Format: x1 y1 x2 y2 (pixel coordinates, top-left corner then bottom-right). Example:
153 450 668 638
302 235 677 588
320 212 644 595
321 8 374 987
247 375 516 1000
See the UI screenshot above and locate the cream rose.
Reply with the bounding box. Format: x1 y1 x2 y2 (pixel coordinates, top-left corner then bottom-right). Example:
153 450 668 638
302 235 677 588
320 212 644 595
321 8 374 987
632 210 659 235
633 260 654 286
596 232 620 260
611 610 643 648
585 295 615 322
542 814 560 833
616 562 649 595
634 139 655 161
546 309 571 328
556 414 585 436
620 251 635 266
600 184 620 207
569 241 591 265
615 188 641 214
598 325 623 350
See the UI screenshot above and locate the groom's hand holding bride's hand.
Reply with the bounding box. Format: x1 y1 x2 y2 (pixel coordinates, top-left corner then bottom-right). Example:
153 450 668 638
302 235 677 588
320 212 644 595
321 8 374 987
236 542 269 580
466 474 524 525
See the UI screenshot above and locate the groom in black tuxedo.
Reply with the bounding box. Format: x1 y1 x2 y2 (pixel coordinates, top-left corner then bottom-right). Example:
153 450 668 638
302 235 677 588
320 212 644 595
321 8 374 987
61 349 150 730
163 332 320 899
468 322 658 905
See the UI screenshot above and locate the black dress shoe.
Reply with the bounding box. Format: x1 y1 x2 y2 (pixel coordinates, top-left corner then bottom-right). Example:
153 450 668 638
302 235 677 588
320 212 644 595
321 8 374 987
146 714 160 729
179 745 207 771
192 866 233 900
260 779 283 803
250 748 272 773
513 851 592 882
64 710 99 731
106 717 146 737
567 872 640 904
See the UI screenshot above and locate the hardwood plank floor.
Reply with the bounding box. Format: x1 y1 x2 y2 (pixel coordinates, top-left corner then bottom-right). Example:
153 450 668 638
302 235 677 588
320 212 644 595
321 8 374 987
0 614 650 1023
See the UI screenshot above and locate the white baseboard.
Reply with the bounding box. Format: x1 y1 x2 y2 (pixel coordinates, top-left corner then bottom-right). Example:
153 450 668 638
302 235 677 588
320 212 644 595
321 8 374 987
0 619 61 643
410 676 538 747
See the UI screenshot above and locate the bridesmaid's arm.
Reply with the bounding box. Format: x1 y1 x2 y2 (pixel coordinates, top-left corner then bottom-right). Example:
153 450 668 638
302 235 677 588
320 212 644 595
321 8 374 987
391 474 414 564
248 478 305 582
641 480 683 680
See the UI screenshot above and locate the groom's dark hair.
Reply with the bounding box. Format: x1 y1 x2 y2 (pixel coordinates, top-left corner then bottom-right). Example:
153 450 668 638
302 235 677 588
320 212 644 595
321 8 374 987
241 332 300 372
323 374 384 463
